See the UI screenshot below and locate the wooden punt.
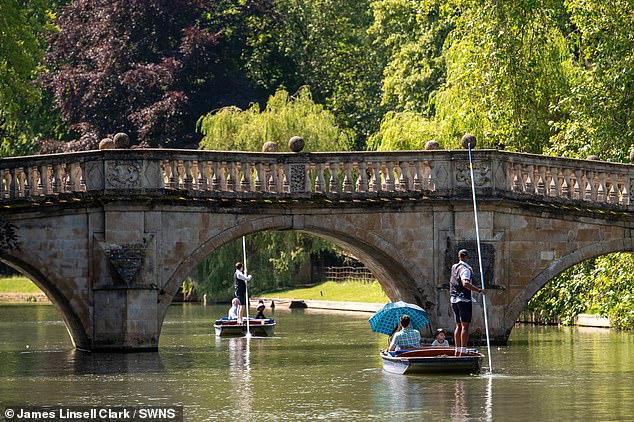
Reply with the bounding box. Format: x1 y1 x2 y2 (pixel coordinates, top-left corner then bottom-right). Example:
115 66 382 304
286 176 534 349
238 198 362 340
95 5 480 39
213 318 276 337
380 347 483 375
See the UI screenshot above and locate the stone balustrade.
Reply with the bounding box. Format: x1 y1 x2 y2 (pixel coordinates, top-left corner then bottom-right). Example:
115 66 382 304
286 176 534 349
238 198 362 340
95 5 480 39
0 149 632 208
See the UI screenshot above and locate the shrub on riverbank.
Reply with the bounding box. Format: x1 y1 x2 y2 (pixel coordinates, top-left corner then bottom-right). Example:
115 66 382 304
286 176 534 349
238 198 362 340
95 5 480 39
527 253 634 330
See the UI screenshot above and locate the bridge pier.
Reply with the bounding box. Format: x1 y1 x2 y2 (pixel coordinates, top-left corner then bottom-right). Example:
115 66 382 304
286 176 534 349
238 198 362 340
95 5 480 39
92 289 159 351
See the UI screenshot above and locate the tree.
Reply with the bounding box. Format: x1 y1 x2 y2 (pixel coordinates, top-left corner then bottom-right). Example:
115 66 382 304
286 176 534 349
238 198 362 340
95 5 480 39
44 0 222 148
0 0 56 156
240 0 383 148
198 87 354 152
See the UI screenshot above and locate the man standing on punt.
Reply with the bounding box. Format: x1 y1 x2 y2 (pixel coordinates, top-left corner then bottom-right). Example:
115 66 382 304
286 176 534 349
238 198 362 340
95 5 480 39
450 249 487 355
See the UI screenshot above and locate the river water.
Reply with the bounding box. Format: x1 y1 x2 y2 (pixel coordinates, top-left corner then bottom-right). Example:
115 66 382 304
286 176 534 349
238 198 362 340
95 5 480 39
1 303 633 421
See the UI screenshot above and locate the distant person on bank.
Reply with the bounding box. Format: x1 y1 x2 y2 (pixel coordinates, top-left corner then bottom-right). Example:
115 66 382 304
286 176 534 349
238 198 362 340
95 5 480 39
388 315 422 351
228 297 240 320
234 262 252 322
450 249 487 355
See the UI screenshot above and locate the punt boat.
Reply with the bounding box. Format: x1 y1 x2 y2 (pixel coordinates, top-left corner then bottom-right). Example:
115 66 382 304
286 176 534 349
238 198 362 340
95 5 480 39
380 347 484 375
213 318 276 337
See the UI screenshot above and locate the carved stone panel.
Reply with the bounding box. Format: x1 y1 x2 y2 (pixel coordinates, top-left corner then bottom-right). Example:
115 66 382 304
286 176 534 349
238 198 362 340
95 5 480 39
105 161 141 189
455 162 490 187
106 243 145 285
289 164 307 193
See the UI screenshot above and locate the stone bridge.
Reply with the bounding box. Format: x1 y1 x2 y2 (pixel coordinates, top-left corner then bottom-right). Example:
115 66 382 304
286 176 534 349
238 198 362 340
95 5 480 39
0 148 632 351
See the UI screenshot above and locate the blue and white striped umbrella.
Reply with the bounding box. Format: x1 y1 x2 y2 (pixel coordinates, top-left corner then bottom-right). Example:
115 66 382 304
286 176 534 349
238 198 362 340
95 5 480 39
368 301 430 335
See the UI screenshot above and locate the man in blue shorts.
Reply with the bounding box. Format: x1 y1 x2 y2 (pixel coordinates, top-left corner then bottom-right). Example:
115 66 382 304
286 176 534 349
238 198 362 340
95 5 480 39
450 249 487 355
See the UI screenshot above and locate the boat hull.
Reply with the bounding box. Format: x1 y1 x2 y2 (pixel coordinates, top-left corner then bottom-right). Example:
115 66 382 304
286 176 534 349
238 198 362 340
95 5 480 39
213 319 275 337
381 348 483 375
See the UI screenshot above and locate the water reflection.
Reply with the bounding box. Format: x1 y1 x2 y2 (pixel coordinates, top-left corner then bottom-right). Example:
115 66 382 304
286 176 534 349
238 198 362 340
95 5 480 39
2 304 634 420
71 350 165 376
228 337 252 417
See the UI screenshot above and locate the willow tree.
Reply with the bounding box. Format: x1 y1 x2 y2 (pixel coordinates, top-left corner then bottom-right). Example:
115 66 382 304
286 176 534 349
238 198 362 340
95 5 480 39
195 87 352 299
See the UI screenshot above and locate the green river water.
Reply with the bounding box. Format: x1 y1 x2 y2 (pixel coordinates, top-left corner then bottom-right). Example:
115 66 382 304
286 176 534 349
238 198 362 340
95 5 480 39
1 304 633 421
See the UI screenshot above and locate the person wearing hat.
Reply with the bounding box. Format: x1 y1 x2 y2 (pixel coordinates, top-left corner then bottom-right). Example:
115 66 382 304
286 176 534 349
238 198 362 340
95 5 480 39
432 328 450 347
450 249 487 355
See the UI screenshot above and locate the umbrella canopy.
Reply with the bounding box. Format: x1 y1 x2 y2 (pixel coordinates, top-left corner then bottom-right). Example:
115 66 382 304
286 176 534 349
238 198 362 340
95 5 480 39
368 301 430 335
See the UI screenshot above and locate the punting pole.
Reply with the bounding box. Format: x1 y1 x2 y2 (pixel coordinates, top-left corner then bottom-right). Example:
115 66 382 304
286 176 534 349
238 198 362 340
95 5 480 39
467 142 493 373
242 236 251 338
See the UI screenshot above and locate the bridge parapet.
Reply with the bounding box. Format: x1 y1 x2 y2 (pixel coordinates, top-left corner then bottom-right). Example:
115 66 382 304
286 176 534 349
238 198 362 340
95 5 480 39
0 149 631 208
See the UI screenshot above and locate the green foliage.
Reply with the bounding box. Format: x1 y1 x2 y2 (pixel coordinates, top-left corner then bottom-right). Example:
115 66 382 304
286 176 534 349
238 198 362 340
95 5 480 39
191 231 331 301
0 0 58 156
240 0 384 147
547 0 634 161
198 87 354 152
528 253 634 329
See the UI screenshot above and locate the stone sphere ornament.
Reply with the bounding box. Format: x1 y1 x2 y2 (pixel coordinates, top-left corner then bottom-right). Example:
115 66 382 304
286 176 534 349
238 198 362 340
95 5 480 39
113 132 130 148
288 136 305 153
461 133 477 149
587 155 600 161
262 141 279 152
425 140 440 150
99 138 115 150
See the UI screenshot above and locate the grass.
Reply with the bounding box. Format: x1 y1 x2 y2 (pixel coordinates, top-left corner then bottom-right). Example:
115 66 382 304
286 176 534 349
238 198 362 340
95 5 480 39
260 280 389 303
0 276 41 294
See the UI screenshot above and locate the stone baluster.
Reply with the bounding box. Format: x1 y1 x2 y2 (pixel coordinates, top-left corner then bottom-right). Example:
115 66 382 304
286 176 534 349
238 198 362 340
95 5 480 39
282 163 290 193
210 161 220 191
65 163 77 192
267 163 277 193
512 162 523 192
384 162 395 191
24 166 35 197
621 176 630 205
79 161 86 191
356 161 368 193
343 162 353 193
543 167 553 196
561 168 571 197
226 162 237 192
607 174 618 203
254 163 264 192
182 160 193 190
168 160 178 189
314 163 326 193
573 169 582 199
548 170 558 197
52 163 63 193
597 172 606 202
0 169 6 199
240 162 251 192
397 162 409 191
329 162 339 193
412 161 422 191
370 162 381 192
198 160 208 191
10 167 20 198
536 166 546 195
524 165 534 194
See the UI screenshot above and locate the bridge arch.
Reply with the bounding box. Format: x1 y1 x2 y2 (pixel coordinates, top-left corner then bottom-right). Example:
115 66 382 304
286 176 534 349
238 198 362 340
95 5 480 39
159 214 421 327
505 238 634 331
0 254 90 350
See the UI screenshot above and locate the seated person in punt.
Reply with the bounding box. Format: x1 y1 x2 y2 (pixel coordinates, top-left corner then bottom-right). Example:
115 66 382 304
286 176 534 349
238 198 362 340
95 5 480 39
388 315 421 351
228 298 240 320
255 300 266 319
431 328 450 346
